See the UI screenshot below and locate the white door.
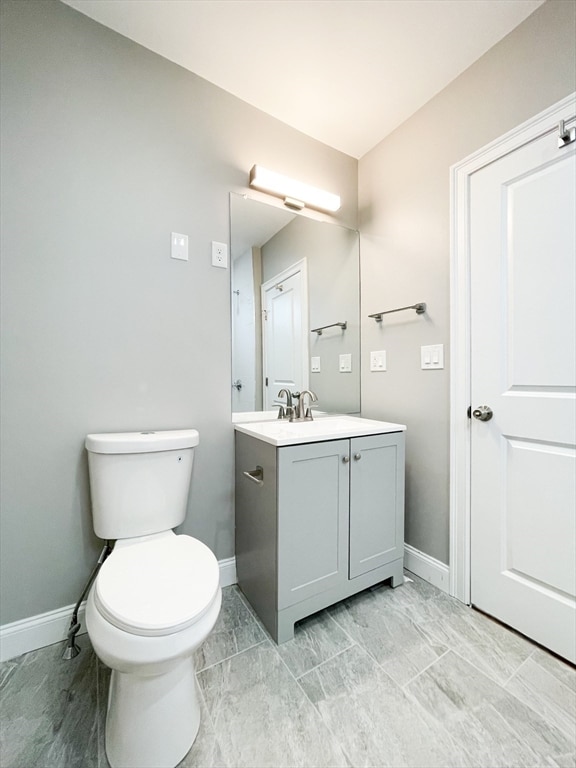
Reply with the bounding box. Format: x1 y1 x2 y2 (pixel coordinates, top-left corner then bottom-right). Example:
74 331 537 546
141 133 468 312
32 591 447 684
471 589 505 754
469 117 576 662
261 261 309 409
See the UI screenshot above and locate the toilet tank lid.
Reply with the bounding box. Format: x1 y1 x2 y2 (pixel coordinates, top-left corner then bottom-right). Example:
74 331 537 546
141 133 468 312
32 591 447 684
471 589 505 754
85 429 199 454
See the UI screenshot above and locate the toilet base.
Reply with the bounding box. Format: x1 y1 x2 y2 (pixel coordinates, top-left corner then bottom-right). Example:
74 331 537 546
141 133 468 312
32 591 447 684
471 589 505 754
105 656 200 768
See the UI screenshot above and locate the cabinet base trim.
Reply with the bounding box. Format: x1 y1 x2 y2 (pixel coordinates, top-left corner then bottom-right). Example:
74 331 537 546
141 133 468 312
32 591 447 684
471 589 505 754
275 557 405 643
404 544 449 593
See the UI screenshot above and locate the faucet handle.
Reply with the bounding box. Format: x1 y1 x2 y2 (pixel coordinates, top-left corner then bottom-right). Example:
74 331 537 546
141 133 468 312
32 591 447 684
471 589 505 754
297 390 318 420
277 389 293 419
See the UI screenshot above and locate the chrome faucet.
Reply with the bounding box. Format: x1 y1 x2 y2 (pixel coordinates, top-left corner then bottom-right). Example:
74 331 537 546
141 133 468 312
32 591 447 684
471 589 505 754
292 390 318 421
276 389 293 420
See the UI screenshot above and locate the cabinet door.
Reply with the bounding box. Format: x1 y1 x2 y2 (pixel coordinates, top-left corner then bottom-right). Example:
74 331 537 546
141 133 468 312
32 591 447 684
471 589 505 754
277 440 349 609
349 433 405 579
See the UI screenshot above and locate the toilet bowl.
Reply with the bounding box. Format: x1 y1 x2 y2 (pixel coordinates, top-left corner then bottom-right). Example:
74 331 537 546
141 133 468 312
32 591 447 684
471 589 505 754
86 531 221 768
84 430 221 768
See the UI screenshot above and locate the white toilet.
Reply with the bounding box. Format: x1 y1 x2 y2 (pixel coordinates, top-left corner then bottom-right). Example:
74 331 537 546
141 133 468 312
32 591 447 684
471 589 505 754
84 429 222 768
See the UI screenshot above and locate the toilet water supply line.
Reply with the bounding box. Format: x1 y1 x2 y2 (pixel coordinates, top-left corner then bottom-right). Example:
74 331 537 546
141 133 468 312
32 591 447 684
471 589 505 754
62 541 113 660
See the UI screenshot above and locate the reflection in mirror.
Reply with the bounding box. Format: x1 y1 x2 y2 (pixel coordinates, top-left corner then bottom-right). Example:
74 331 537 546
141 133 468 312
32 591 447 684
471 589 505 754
231 193 360 416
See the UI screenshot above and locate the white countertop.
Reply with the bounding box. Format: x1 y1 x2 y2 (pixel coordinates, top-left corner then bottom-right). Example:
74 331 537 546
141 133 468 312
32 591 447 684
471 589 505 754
234 414 406 447
232 410 281 424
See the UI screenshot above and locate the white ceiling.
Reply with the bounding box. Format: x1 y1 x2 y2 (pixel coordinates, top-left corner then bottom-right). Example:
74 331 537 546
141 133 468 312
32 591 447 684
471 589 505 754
61 0 544 158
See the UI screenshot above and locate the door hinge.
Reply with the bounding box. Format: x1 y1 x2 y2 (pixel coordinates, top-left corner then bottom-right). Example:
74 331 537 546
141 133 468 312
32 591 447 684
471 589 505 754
265 377 268 387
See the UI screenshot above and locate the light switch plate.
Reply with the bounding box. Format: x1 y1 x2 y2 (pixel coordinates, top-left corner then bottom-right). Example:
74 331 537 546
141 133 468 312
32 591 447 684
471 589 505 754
421 344 444 369
311 356 321 372
370 350 387 371
171 232 188 261
339 353 352 372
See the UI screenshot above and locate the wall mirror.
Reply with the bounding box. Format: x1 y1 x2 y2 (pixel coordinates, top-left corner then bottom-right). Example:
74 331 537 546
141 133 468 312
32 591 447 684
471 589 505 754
230 192 360 417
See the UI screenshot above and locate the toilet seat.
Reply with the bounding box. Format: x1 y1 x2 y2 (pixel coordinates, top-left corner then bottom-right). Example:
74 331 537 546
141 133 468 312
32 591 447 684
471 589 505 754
94 534 220 637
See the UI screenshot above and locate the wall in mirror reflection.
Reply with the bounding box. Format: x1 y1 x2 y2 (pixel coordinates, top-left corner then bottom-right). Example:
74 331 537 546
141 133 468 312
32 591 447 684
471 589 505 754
231 193 360 415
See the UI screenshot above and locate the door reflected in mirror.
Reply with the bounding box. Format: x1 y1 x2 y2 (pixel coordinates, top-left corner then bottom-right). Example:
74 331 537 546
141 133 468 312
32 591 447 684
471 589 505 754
231 193 360 416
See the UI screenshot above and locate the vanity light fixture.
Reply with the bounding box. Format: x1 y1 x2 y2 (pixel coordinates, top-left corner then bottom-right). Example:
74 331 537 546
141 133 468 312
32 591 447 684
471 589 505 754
249 165 341 213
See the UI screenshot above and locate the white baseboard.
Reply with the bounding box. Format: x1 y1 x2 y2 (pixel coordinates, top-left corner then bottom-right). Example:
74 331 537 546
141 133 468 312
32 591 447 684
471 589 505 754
404 544 450 593
0 557 238 663
0 603 89 663
218 556 237 588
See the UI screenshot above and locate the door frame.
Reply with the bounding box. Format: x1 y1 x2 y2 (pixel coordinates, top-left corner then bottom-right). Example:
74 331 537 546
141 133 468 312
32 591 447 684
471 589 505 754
449 92 575 605
261 258 309 408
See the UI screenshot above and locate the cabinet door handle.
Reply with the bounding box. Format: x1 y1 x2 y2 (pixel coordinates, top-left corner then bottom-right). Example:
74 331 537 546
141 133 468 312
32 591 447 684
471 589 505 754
342 456 350 463
354 453 362 461
243 466 264 486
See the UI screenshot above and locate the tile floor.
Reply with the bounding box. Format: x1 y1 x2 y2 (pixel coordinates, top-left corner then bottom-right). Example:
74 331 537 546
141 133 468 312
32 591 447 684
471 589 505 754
1 574 574 768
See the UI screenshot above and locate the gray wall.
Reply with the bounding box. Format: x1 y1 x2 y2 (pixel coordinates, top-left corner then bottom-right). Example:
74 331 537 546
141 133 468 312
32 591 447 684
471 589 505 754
0 0 357 625
358 0 576 564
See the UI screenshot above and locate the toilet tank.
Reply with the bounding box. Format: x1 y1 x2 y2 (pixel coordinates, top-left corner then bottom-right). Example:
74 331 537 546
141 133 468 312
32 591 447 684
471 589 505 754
85 429 200 540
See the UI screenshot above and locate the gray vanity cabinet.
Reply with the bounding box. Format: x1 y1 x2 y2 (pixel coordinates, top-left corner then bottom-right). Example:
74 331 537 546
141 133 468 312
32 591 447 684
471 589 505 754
277 439 350 610
235 430 405 643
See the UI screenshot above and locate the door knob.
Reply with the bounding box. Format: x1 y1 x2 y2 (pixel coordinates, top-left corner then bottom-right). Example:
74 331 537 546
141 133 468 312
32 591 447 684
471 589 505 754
353 453 362 461
472 405 493 421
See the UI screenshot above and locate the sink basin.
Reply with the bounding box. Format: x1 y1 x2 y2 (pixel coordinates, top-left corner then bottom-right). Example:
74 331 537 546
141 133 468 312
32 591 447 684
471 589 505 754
234 415 406 446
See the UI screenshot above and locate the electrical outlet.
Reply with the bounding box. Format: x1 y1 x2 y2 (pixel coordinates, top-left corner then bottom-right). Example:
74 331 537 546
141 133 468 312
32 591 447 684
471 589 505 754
211 241 228 269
